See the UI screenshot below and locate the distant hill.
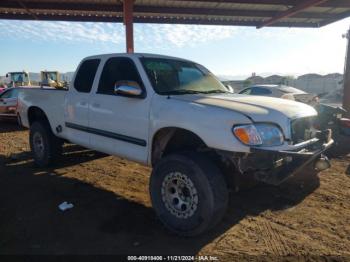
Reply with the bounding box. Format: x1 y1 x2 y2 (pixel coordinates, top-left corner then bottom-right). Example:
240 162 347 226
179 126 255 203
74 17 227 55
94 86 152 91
223 73 344 104
223 73 343 93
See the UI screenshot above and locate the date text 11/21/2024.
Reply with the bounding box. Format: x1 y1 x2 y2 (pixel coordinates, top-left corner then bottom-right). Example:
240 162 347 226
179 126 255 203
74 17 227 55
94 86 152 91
127 255 219 261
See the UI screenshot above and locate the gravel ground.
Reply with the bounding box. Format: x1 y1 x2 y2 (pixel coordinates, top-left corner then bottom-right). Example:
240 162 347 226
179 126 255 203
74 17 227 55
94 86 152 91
0 121 349 261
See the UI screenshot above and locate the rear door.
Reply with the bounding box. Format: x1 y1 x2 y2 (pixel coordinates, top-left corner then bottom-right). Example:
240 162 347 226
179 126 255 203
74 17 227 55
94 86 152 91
64 59 100 147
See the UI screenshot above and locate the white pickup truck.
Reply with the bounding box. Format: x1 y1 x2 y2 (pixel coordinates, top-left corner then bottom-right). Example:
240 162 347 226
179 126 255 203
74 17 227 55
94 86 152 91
18 53 333 236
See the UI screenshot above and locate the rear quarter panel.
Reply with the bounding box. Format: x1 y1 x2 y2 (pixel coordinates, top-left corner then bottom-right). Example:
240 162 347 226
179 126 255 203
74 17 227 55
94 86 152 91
18 88 67 138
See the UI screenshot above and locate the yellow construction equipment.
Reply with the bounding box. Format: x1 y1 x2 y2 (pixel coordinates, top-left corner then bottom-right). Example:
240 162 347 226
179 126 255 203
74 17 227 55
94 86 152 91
40 71 66 89
6 71 31 87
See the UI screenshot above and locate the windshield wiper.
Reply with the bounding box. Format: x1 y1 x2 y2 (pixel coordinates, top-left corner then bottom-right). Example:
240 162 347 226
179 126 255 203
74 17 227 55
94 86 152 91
161 89 230 96
161 89 205 95
200 90 230 94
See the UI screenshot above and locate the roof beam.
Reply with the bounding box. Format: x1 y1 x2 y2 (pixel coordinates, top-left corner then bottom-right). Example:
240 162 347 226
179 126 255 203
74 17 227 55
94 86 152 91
0 12 321 28
0 1 121 12
136 6 331 19
319 10 350 27
173 0 350 8
257 0 328 28
0 0 347 28
1 0 349 12
0 2 335 20
15 0 38 20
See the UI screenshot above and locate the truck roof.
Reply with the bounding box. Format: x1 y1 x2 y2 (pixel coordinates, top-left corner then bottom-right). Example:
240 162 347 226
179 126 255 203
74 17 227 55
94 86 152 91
83 53 194 63
7 71 27 74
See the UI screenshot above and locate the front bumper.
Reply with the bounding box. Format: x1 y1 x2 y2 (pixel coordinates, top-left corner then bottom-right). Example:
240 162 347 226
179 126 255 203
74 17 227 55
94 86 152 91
244 129 334 185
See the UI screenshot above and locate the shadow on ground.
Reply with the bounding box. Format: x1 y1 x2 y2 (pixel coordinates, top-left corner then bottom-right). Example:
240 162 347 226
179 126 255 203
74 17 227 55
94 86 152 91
0 120 25 133
0 139 322 256
3 122 343 257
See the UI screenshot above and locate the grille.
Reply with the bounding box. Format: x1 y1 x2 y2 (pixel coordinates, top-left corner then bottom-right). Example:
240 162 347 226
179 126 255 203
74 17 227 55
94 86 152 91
291 116 315 144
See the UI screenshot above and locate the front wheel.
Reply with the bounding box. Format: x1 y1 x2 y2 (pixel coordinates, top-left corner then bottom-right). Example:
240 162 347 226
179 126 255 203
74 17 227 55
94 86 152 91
150 153 228 236
29 121 62 167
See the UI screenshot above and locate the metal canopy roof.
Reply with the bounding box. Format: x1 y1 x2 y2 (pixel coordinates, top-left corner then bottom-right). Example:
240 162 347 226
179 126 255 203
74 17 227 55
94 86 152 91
0 0 349 28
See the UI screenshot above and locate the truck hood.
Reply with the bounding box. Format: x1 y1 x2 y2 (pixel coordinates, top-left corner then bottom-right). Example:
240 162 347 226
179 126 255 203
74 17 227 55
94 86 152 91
172 93 317 123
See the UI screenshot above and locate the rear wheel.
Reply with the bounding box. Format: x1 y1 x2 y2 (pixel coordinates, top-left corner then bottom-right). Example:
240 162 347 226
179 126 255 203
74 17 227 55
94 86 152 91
150 153 228 236
29 121 62 167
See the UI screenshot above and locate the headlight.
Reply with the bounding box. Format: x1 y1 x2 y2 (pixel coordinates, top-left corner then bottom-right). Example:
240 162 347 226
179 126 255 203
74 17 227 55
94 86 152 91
233 123 284 146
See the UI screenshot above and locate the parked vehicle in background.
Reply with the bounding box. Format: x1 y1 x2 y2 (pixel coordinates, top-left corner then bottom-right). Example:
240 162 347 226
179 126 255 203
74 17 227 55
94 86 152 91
0 88 20 119
314 104 350 141
239 84 319 105
17 53 333 236
239 84 350 142
40 71 67 89
340 118 350 136
0 84 7 94
6 71 31 88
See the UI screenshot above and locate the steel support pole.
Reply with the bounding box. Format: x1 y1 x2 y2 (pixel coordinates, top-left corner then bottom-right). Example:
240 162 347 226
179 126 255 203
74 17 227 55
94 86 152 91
123 0 134 53
343 27 350 114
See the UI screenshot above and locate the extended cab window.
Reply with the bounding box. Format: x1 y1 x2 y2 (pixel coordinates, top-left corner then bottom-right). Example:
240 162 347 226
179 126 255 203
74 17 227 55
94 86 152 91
98 57 144 95
74 59 100 93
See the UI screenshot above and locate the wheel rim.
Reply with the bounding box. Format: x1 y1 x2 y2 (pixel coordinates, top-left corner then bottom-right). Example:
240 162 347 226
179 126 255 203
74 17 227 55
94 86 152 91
33 132 45 159
161 172 198 219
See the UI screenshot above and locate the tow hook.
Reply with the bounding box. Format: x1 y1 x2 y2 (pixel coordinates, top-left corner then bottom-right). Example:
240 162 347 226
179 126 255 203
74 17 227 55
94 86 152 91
314 155 331 171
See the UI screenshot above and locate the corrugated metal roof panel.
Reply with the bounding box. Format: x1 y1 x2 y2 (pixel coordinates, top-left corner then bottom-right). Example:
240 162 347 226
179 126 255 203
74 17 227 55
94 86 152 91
0 0 349 28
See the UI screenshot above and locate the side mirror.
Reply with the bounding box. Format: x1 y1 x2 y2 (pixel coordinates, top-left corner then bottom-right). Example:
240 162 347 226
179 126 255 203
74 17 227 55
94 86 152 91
6 74 8 78
114 81 143 97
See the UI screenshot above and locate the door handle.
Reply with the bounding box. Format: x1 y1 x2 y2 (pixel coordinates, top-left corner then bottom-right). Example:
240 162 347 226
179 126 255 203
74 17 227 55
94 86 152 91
92 103 100 108
80 101 87 106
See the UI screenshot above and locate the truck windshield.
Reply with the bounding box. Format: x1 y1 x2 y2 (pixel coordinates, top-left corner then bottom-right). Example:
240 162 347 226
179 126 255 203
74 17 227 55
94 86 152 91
140 57 228 95
47 72 58 81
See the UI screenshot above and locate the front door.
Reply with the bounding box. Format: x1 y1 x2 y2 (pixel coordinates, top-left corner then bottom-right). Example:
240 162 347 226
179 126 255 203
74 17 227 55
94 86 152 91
88 57 151 164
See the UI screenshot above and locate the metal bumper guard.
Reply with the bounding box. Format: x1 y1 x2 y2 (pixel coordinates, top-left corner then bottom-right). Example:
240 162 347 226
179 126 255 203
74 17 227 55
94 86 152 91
250 129 334 185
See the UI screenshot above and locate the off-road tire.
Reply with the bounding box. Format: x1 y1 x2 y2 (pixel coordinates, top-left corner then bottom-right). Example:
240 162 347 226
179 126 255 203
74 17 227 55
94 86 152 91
150 152 228 236
29 121 63 167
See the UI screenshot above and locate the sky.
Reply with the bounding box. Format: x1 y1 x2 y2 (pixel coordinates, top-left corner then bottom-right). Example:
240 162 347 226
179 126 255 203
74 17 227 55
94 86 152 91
0 17 349 79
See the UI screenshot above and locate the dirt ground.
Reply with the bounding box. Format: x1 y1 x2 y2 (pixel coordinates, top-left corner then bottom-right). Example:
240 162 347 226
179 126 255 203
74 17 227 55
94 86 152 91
0 121 350 261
